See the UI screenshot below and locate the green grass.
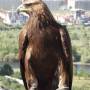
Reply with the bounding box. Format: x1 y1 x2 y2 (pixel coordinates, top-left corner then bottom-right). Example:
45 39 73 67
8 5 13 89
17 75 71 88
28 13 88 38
68 26 90 63
0 29 20 61
73 77 90 90
0 76 25 90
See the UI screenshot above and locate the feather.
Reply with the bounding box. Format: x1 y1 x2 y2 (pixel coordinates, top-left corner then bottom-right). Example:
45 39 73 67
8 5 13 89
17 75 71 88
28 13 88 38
18 0 73 90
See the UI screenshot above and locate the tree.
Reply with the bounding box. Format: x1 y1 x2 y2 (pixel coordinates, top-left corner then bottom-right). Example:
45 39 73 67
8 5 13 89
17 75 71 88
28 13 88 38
0 64 14 76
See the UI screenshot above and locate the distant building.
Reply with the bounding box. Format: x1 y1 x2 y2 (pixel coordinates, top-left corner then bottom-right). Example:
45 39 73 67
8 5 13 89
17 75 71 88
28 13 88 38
0 10 28 26
0 0 90 26
67 0 75 9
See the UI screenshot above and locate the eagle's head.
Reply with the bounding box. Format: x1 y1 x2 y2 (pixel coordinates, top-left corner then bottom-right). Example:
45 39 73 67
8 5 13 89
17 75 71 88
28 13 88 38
17 0 44 16
17 0 56 28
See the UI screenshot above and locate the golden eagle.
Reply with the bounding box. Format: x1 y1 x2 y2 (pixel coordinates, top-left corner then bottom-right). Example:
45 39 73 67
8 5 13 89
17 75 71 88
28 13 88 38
17 0 73 90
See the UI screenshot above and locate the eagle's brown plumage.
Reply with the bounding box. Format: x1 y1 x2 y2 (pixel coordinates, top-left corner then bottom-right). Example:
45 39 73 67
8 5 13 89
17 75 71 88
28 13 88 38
18 0 73 90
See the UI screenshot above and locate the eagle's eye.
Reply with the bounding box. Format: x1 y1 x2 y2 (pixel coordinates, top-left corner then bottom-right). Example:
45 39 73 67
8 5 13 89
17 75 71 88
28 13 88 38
24 2 40 7
24 3 32 7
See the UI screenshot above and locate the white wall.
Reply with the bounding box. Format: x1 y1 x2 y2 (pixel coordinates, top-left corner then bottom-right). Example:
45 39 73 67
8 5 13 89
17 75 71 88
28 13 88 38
67 0 75 9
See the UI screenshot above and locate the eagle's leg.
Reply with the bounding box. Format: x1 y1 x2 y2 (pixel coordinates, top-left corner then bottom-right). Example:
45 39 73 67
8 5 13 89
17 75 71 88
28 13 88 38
25 47 38 90
56 60 73 90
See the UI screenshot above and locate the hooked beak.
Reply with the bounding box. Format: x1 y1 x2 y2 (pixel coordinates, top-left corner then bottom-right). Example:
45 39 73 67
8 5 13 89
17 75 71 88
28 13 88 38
17 4 28 14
